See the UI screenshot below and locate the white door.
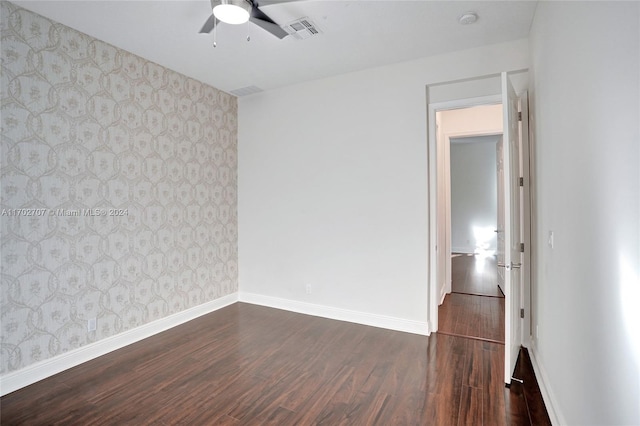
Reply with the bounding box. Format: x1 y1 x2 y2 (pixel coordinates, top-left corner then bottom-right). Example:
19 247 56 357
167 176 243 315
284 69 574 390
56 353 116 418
496 139 505 294
502 72 523 385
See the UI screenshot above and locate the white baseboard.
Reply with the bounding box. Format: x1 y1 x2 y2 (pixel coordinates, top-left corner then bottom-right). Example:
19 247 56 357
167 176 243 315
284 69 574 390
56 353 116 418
528 341 566 425
0 293 238 396
238 292 429 336
451 247 475 254
439 289 447 305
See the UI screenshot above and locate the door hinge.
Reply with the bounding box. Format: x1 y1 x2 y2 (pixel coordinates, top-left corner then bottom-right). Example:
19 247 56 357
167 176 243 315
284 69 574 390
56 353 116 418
520 243 525 252
520 308 525 319
518 111 522 121
519 177 524 187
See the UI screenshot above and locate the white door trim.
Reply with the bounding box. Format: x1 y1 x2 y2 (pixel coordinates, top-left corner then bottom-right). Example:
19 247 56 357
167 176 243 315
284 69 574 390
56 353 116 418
443 129 503 287
519 91 532 348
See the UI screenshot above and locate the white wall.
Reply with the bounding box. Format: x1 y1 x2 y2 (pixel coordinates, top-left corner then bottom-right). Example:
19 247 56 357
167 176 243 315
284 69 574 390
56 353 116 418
450 136 499 254
428 71 528 104
238 39 529 329
437 103 503 136
529 2 640 424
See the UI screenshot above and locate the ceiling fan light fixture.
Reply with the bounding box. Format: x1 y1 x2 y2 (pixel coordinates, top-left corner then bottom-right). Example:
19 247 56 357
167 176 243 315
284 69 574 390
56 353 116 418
213 0 251 25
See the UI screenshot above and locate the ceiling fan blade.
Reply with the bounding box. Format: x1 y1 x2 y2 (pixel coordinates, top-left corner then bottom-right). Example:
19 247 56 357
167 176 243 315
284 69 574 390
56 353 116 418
253 0 302 5
249 5 288 39
199 14 217 33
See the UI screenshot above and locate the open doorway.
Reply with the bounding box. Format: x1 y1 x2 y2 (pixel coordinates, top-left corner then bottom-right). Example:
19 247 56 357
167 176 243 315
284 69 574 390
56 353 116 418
434 104 505 344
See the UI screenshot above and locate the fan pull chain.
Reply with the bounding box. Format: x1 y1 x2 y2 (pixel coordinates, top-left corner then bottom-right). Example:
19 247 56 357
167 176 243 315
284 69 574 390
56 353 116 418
246 20 250 42
213 17 217 48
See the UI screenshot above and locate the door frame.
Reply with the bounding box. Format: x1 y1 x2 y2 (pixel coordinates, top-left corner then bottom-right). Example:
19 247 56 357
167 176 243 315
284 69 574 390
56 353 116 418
441 128 503 296
518 91 531 348
428 94 501 332
427 93 532 346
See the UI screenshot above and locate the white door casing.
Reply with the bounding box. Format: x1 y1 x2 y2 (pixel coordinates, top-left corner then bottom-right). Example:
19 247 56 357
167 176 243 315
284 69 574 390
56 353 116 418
496 138 506 294
427 94 502 332
518 92 532 348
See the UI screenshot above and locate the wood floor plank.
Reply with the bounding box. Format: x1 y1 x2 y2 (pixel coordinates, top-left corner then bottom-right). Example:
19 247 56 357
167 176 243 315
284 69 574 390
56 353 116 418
254 406 297 425
353 392 392 425
464 338 485 389
266 367 333 413
439 293 505 343
289 364 356 424
483 340 508 426
514 348 552 426
458 385 483 426
451 253 502 297
432 335 467 425
505 382 531 426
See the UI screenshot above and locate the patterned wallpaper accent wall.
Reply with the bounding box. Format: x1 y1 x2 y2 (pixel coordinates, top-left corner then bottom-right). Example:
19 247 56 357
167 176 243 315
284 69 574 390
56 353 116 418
0 2 238 374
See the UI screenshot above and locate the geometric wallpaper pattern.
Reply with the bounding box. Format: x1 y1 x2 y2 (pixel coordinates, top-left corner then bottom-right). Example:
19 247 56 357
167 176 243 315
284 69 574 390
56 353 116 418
0 2 238 374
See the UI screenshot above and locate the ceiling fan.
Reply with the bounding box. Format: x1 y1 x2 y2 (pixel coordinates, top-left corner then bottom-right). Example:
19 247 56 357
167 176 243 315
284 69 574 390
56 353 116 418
200 0 289 39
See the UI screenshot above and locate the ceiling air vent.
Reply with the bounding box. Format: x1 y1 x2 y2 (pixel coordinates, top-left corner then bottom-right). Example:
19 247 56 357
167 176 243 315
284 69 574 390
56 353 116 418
284 17 321 40
230 85 263 97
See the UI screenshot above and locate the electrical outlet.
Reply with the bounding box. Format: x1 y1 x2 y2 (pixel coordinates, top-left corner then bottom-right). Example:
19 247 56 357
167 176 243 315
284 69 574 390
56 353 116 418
88 317 97 332
305 284 312 295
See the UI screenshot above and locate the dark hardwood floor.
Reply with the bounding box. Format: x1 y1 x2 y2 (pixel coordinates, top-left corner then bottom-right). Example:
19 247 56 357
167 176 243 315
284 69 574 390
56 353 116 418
438 293 505 343
439 254 505 343
2 255 549 425
2 302 545 425
451 253 502 297
438 253 550 426
511 348 552 426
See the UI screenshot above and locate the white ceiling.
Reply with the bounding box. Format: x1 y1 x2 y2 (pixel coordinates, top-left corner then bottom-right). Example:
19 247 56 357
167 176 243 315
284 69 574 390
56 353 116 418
14 0 538 95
